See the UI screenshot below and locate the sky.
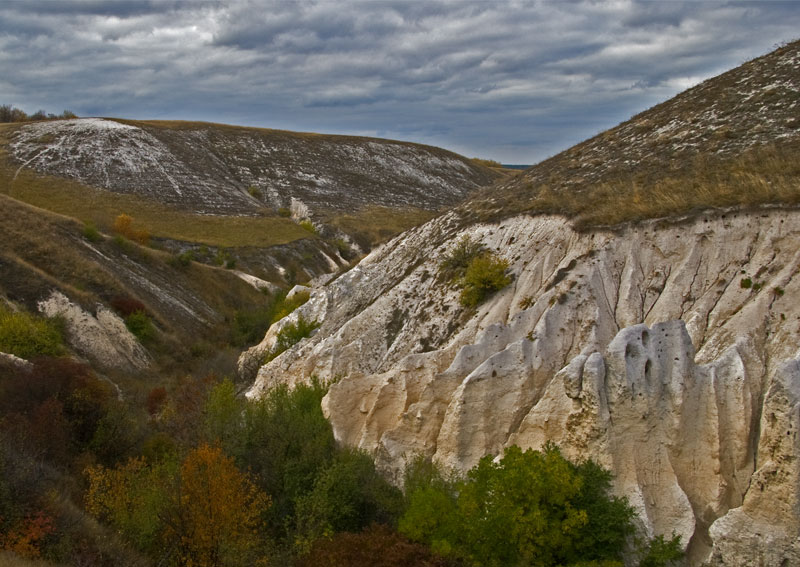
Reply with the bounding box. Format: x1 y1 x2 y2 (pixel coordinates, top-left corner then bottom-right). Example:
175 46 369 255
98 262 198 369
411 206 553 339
1 1 798 164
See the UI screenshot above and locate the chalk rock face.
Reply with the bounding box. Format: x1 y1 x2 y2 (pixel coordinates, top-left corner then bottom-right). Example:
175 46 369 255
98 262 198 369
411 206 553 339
38 291 150 370
244 209 800 564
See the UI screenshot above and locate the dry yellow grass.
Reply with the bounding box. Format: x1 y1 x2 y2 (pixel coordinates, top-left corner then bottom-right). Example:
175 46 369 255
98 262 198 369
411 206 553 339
475 140 800 229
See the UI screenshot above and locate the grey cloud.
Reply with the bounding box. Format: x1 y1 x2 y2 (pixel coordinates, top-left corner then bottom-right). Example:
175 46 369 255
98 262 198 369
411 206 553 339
0 0 798 163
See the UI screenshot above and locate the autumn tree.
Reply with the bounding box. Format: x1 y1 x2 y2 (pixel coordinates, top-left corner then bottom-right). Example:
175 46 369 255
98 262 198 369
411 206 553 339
85 456 176 557
113 213 150 245
173 444 270 567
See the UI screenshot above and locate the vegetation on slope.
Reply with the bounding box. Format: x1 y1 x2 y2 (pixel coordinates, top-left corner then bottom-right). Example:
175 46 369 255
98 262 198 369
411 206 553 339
0 355 681 566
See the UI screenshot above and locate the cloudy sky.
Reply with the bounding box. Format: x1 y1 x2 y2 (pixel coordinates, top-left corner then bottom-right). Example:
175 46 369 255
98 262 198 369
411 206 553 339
1 1 797 163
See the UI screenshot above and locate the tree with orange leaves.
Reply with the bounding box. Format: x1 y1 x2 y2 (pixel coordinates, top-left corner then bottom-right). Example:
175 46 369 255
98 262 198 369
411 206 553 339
172 444 270 567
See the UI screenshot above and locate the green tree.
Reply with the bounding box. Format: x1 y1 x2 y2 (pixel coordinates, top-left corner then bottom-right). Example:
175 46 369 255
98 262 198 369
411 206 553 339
203 378 242 451
400 444 635 567
234 379 336 538
85 456 176 556
295 449 403 549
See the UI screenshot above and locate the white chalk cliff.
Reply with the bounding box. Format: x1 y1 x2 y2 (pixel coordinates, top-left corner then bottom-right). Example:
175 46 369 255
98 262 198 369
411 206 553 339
243 208 800 565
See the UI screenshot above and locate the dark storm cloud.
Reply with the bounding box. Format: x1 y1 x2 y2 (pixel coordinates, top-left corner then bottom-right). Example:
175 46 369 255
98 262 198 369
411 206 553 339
0 0 797 163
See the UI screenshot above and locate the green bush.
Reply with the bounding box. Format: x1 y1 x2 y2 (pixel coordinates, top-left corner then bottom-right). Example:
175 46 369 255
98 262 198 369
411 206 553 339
264 315 319 363
82 221 102 242
230 289 312 348
235 378 337 539
438 235 486 281
168 250 195 268
294 448 404 549
459 253 511 307
125 310 156 344
638 533 684 567
271 290 310 323
299 220 318 235
400 444 636 567
0 307 65 359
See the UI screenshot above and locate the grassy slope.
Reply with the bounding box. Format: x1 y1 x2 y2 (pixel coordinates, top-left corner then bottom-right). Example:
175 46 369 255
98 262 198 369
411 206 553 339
0 192 271 369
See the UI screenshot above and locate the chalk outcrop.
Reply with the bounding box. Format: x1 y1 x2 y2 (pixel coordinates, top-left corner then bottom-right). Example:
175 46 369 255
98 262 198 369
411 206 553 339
38 291 150 370
243 208 800 564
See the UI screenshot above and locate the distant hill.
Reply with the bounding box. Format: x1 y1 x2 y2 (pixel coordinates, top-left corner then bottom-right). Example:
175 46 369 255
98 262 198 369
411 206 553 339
4 117 499 222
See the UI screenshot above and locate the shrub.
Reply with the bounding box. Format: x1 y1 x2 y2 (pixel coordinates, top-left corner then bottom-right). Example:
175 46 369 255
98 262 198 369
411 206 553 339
740 277 753 289
277 207 291 218
247 186 263 199
214 249 235 268
82 221 102 243
110 296 148 318
459 253 511 307
400 444 636 567
271 290 310 323
333 238 354 260
231 290 311 347
0 308 65 359
124 311 156 344
112 214 149 246
638 533 684 567
168 250 195 268
264 315 319 363
146 387 168 417
438 235 486 281
299 220 318 235
294 449 403 547
297 524 454 567
235 378 336 539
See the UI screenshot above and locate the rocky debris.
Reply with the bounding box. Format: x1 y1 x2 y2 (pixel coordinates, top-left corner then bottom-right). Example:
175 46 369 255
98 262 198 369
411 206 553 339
38 290 150 371
244 208 800 564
